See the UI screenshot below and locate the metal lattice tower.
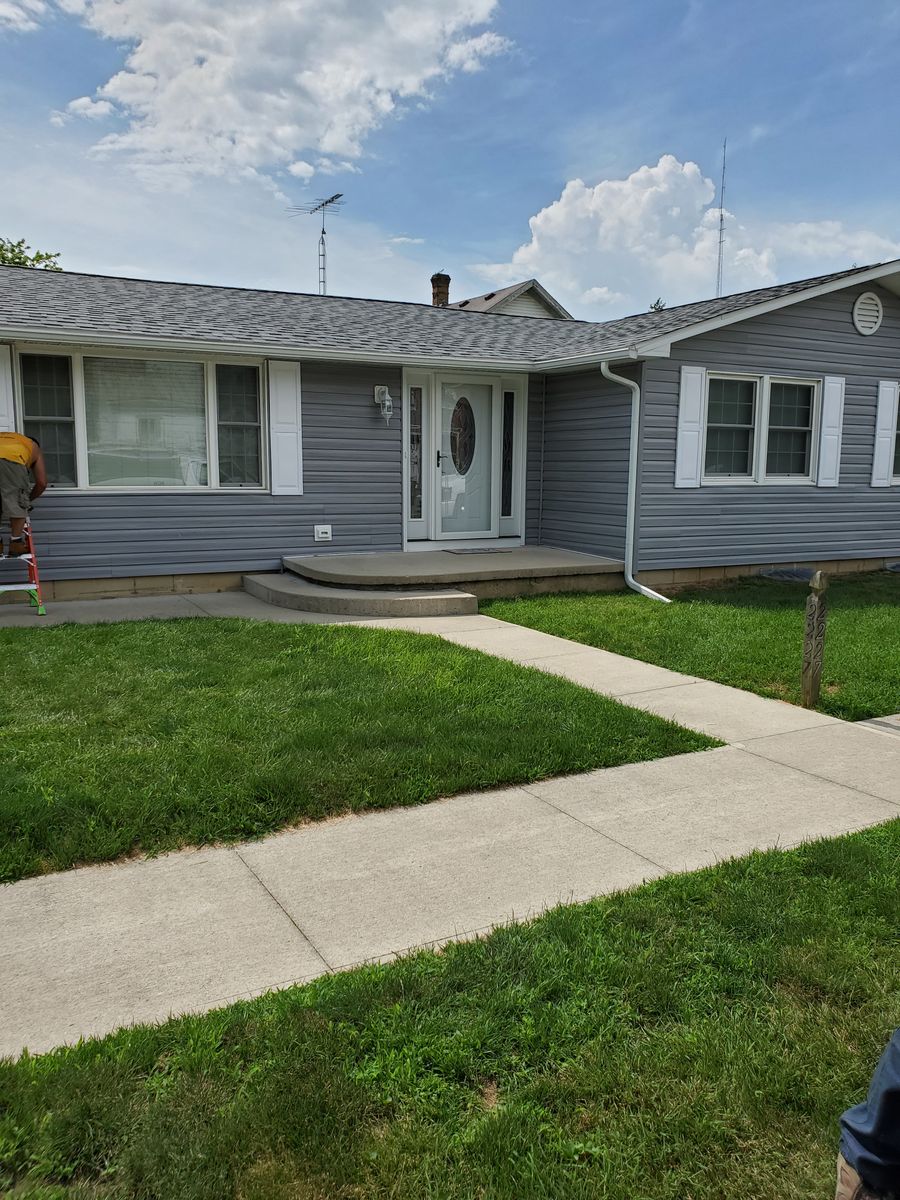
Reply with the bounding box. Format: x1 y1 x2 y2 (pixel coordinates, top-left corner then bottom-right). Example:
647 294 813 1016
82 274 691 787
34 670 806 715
715 139 727 299
289 193 345 295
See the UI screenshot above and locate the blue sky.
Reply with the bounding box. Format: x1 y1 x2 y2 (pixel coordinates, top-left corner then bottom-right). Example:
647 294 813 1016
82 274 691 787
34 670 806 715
1 0 898 316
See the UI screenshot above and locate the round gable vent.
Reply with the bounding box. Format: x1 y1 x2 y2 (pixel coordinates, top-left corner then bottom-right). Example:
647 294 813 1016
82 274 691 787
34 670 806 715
852 291 883 335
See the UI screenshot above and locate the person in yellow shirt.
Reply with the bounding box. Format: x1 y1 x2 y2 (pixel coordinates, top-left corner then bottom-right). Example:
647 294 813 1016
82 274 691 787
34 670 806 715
0 432 47 557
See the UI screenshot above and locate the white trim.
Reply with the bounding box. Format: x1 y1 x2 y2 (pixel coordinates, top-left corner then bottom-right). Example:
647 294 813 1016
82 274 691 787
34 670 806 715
402 369 432 543
402 367 528 546
699 371 823 486
13 342 268 492
403 537 526 551
2 326 538 374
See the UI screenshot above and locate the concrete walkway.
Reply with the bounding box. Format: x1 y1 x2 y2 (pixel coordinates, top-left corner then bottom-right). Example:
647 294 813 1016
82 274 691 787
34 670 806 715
2 592 899 1057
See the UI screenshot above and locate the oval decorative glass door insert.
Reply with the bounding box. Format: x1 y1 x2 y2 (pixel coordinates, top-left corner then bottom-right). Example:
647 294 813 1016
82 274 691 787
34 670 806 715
450 397 476 474
440 382 493 535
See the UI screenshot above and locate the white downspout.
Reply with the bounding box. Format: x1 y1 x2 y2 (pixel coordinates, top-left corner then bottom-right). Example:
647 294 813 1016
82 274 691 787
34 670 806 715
599 359 671 603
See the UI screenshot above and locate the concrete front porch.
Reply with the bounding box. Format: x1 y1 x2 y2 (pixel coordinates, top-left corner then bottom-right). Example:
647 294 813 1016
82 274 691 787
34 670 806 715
243 546 625 617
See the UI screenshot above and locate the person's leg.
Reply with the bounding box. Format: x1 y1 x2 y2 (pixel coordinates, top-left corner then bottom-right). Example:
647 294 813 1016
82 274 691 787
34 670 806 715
9 516 25 539
840 1031 900 1198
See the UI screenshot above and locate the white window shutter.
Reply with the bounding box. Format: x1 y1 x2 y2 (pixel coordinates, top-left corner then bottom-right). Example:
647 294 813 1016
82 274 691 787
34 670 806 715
674 364 706 488
872 380 899 487
816 375 845 487
0 345 15 432
268 360 303 495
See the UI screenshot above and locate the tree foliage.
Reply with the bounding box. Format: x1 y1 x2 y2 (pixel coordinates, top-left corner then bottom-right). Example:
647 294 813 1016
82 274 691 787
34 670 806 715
0 238 61 271
649 297 666 311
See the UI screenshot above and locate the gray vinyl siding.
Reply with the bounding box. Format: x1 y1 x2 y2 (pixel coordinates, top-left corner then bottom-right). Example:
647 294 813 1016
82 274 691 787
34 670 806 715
535 367 631 558
637 282 900 570
31 361 403 580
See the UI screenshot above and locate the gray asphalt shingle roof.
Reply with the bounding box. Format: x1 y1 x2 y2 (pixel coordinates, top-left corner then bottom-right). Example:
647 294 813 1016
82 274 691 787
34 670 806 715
0 262 884 367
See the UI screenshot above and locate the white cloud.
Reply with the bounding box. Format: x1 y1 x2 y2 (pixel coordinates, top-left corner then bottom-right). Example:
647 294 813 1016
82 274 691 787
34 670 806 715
16 0 510 186
66 95 114 119
0 0 45 30
389 235 425 245
477 155 900 316
287 160 315 181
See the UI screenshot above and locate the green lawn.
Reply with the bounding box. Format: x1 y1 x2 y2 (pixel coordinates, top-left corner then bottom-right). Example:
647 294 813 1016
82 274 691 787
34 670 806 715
0 619 713 883
3 821 899 1199
484 571 900 721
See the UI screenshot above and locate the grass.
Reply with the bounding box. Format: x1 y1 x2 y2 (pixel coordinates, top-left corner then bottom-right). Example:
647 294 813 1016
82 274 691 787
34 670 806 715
483 571 900 721
3 820 899 1199
0 618 713 883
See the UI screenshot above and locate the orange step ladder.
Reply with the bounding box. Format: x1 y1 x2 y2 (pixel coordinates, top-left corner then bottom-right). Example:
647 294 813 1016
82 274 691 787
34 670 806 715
0 523 46 615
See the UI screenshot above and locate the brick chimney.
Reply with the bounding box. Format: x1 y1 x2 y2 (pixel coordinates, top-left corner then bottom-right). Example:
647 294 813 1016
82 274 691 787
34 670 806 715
430 272 451 307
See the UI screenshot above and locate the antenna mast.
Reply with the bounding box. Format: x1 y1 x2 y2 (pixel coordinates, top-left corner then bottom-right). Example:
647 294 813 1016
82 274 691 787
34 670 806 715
715 139 727 298
289 193 345 295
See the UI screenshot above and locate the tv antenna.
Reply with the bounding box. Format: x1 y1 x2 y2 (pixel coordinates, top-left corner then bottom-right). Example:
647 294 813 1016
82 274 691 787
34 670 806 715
715 139 727 298
289 193 345 295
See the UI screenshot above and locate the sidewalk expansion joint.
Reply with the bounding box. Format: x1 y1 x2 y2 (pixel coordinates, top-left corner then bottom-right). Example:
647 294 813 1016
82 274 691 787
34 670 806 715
736 744 900 810
518 785 672 876
232 849 333 972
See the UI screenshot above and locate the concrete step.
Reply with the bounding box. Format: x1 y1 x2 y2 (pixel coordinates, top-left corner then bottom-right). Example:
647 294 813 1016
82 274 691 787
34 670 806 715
242 573 478 617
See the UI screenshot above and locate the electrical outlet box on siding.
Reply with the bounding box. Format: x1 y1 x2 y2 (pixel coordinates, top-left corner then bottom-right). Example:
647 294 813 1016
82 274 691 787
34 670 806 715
314 525 332 543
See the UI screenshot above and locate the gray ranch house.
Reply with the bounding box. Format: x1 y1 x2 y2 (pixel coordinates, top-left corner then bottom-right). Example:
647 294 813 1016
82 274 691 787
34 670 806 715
0 261 897 610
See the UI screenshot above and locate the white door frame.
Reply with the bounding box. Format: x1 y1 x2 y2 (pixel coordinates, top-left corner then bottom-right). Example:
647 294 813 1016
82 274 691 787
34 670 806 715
401 368 528 549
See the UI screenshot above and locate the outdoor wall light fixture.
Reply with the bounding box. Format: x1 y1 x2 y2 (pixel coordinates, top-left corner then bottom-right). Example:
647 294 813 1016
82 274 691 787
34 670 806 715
374 385 394 425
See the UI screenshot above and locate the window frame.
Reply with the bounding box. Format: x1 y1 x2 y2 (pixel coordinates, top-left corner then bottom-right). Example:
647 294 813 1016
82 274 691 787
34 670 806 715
12 344 269 493
701 371 821 486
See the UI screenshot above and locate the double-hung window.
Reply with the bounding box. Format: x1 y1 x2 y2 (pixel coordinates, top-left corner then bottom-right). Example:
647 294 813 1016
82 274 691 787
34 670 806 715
20 354 78 487
16 351 265 490
703 372 819 484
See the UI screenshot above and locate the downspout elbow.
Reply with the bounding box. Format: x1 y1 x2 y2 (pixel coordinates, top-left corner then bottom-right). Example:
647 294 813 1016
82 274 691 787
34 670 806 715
599 359 671 604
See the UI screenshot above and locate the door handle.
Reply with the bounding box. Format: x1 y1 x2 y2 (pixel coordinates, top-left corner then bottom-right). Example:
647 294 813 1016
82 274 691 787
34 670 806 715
436 449 443 468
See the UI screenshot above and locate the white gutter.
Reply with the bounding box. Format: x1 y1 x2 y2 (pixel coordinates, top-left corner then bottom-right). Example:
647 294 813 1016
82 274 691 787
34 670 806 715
599 360 671 603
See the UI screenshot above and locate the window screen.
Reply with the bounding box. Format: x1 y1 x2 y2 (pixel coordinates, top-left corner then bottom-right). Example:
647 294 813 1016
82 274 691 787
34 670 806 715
216 364 262 486
84 357 208 486
501 390 515 516
766 381 814 476
20 354 77 486
704 377 756 476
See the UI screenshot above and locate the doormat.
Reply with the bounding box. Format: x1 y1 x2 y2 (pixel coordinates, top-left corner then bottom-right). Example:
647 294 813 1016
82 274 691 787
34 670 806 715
445 548 516 555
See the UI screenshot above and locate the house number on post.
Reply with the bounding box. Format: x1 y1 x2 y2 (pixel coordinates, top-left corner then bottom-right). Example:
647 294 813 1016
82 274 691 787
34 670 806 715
801 570 828 709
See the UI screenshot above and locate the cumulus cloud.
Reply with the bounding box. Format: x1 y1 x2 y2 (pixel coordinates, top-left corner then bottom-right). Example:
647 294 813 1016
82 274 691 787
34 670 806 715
17 0 510 185
477 155 900 316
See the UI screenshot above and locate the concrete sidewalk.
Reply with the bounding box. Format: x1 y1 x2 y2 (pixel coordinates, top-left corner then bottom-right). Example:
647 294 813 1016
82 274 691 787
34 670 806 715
2 591 899 1057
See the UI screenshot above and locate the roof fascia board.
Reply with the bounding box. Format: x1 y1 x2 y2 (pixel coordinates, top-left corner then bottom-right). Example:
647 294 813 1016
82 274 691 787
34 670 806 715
633 260 900 356
528 280 574 320
0 325 534 373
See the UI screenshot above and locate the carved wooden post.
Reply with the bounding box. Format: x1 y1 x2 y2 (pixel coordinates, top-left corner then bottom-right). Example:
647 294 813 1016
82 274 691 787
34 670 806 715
801 570 828 708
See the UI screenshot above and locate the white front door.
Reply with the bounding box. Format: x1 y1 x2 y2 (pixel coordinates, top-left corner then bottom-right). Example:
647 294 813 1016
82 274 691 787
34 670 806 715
403 371 526 545
437 377 500 539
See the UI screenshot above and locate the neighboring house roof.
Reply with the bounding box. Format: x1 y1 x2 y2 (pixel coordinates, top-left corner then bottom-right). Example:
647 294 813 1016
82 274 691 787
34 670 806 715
451 279 573 319
2 260 899 372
